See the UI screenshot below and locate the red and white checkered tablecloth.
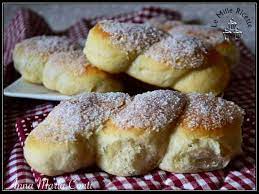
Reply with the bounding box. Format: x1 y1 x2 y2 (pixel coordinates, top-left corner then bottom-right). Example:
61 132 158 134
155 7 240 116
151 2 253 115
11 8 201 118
3 6 256 190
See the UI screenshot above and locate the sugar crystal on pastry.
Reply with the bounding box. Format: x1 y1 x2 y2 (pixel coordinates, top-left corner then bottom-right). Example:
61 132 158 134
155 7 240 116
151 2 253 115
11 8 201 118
13 36 81 84
46 50 87 76
114 90 186 131
99 20 166 53
22 36 80 54
32 92 130 141
181 93 245 130
169 25 226 48
144 34 208 69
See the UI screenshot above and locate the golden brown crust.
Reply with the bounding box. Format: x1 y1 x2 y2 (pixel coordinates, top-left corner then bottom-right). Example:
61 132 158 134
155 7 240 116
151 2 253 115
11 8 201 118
94 24 111 40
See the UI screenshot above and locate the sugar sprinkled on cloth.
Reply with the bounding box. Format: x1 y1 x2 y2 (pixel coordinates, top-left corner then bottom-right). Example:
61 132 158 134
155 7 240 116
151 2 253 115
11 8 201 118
32 92 130 141
114 90 186 131
99 20 166 53
144 34 208 69
182 93 245 130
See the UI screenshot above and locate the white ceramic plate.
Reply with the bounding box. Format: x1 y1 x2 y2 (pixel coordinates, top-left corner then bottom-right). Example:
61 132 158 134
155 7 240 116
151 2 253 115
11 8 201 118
4 78 73 101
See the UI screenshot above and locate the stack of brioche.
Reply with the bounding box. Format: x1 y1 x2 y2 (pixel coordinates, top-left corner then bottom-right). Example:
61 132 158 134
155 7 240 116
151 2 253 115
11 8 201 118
12 18 244 176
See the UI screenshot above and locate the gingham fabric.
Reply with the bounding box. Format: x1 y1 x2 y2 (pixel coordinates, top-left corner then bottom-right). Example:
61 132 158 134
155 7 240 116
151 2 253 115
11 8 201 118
3 6 255 190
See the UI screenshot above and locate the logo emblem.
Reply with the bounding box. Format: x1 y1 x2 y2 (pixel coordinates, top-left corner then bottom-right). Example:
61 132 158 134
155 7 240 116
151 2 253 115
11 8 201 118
222 18 243 40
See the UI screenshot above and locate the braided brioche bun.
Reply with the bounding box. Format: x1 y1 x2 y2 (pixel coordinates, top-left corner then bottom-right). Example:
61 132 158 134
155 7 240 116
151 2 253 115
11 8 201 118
42 50 123 95
24 90 244 176
13 36 80 84
84 20 233 95
24 131 95 176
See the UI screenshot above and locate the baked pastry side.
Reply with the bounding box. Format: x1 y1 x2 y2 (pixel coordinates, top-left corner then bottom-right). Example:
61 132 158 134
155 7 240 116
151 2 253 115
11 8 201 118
24 92 130 176
96 90 186 176
84 20 166 73
42 50 124 95
127 35 230 94
168 24 240 68
13 36 80 84
159 93 244 173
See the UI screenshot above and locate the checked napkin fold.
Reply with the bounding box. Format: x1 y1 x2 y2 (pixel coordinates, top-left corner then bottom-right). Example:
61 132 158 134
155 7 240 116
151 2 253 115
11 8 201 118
3 6 256 190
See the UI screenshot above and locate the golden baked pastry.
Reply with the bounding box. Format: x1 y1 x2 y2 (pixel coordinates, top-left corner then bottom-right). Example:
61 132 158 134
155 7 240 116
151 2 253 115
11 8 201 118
13 36 80 84
128 35 230 95
42 50 123 95
96 90 186 176
24 92 130 176
24 90 244 176
146 19 239 68
168 24 240 68
159 93 244 173
84 20 166 73
84 20 234 95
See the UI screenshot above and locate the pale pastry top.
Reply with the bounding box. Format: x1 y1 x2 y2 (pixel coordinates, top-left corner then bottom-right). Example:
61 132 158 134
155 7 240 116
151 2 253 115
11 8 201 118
145 16 183 31
32 92 130 142
144 34 208 70
16 36 81 56
169 24 226 48
46 50 90 76
114 90 186 131
181 93 245 130
99 20 166 53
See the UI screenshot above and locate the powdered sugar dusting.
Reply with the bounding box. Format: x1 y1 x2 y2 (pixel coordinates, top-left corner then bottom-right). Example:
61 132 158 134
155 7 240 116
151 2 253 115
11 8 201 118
32 92 130 141
21 36 81 54
99 20 166 53
169 25 226 48
145 16 183 31
47 50 89 75
144 34 208 69
114 90 186 131
182 93 245 130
